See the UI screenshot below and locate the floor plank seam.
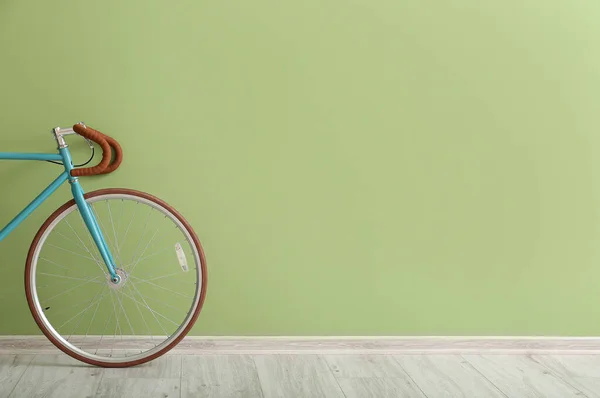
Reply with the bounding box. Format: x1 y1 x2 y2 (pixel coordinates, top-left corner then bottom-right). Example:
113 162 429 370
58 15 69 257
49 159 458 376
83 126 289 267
250 355 267 398
6 354 36 398
92 362 107 398
179 355 183 398
391 355 430 398
322 355 349 398
528 355 591 398
459 354 509 398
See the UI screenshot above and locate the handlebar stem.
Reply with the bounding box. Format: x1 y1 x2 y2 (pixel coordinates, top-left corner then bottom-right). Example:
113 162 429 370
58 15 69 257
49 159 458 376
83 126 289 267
52 122 85 149
52 127 75 149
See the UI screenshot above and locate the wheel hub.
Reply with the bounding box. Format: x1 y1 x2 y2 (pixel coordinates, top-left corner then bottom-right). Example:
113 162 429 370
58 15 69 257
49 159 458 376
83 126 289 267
107 268 128 289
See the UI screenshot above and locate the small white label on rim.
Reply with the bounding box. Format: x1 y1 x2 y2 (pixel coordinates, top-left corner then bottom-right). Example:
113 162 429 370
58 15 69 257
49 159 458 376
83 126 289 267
175 242 188 272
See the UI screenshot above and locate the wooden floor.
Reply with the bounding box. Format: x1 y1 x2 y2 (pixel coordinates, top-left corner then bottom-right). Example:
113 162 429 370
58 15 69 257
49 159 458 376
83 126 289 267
1 353 600 397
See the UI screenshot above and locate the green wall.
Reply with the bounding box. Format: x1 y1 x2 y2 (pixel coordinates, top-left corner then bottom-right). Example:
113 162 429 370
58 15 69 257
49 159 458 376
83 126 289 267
1 1 600 336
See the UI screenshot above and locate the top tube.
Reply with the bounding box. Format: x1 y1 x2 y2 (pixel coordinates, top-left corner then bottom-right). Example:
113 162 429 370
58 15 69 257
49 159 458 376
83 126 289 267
0 152 62 161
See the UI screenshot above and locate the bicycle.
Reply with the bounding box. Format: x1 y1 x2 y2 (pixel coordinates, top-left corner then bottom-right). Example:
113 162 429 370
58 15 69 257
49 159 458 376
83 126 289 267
0 123 207 368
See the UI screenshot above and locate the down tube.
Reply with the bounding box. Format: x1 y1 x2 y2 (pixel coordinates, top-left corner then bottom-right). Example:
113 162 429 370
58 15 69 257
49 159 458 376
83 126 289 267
0 172 69 242
70 181 118 279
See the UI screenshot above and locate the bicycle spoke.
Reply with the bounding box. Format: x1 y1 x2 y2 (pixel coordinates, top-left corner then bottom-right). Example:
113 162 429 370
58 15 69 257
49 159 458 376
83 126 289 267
65 218 106 275
130 276 193 299
122 231 170 269
112 290 136 337
51 229 91 259
128 228 160 275
135 272 182 283
90 203 119 263
123 283 178 329
106 200 123 266
37 275 102 288
58 287 105 331
128 208 154 266
39 257 73 272
43 275 104 303
83 290 107 342
46 243 98 263
122 246 170 268
129 288 189 316
41 296 99 318
128 282 171 336
127 283 156 347
95 304 115 355
117 202 138 258
132 272 195 286
116 199 124 240
68 288 107 340
74 211 111 277
109 290 123 356
120 227 175 269
38 272 104 283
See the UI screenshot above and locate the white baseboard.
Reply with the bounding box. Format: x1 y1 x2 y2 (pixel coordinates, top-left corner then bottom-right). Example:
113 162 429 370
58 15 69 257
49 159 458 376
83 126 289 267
2 336 600 355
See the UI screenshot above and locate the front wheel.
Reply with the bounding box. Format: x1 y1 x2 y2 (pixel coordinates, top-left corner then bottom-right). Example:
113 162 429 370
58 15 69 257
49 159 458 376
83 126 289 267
25 188 207 367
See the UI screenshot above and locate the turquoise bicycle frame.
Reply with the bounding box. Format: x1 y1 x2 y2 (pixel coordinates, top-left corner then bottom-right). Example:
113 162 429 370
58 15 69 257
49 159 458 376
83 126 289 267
0 148 119 281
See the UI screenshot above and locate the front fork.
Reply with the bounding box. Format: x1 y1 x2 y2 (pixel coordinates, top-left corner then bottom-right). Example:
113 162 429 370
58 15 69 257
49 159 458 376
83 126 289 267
58 146 119 283
70 179 120 283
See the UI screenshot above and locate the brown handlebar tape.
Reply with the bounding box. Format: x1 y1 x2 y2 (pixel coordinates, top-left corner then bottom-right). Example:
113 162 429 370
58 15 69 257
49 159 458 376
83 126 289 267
99 133 123 175
71 124 123 177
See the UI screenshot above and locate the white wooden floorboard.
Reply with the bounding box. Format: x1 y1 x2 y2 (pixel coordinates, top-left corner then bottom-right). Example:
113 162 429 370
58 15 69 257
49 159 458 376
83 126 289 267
464 354 586 398
395 354 507 398
0 354 34 398
336 377 427 398
94 353 182 397
3 352 600 397
8 354 103 398
95 378 180 398
324 355 426 398
325 354 407 378
101 351 181 379
532 355 600 398
181 355 264 398
253 354 345 398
